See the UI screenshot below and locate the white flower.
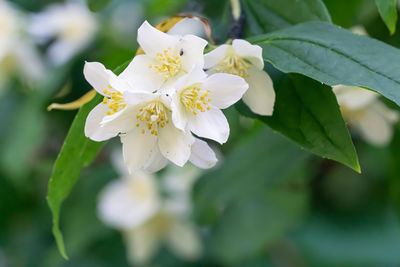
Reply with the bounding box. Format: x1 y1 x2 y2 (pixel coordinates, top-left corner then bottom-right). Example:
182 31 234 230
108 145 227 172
0 0 45 93
123 20 208 92
124 212 202 265
29 0 97 65
170 66 248 143
98 158 203 265
84 62 219 173
98 171 160 229
204 39 275 116
124 165 203 265
333 85 399 146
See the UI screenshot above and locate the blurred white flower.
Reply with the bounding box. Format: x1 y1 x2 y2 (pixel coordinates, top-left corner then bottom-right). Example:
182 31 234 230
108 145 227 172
333 85 399 146
204 39 275 116
98 155 203 265
167 18 206 38
98 171 160 229
170 65 248 144
29 0 97 65
124 211 202 265
0 0 45 93
110 1 144 45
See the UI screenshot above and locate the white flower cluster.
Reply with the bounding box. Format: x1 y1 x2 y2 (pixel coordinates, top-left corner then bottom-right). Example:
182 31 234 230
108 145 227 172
98 151 202 264
84 21 276 173
0 0 45 94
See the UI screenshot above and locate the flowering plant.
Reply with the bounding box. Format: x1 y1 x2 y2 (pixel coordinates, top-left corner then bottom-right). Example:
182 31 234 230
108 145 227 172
42 0 400 265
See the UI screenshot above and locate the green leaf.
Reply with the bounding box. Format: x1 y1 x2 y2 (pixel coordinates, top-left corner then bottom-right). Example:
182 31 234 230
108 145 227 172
194 127 310 263
237 74 360 172
242 0 331 34
47 94 104 259
323 0 364 28
375 0 398 35
293 210 400 266
87 0 111 12
250 21 400 107
47 60 130 259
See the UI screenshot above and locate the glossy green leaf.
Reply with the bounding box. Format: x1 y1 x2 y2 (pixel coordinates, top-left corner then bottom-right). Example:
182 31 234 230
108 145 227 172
87 0 111 12
250 21 400 107
375 0 398 35
237 74 360 172
242 0 331 35
47 93 104 259
194 127 310 263
47 60 130 259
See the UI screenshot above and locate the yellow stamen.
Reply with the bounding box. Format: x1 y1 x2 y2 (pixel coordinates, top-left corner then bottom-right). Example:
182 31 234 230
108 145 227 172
216 48 250 78
148 46 182 80
135 101 169 136
181 85 211 116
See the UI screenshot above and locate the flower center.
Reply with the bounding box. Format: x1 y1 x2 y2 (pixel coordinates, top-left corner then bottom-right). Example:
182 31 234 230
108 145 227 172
216 50 250 78
181 86 211 115
149 46 182 80
102 87 126 115
135 101 169 136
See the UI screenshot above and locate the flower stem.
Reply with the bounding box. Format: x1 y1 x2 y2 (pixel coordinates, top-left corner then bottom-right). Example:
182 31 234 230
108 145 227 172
229 0 244 39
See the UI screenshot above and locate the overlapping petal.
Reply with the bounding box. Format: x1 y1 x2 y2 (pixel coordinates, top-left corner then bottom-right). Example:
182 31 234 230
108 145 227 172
243 66 275 116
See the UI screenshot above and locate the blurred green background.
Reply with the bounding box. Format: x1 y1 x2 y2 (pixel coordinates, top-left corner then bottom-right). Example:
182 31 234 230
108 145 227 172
1 0 400 266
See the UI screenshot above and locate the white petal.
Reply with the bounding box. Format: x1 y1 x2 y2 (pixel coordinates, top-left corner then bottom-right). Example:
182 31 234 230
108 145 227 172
124 223 161 265
83 61 116 95
142 147 169 173
232 39 264 70
243 66 275 116
374 102 399 123
171 92 188 131
189 138 217 169
48 40 80 65
174 65 207 91
355 106 394 146
188 106 229 144
166 221 202 260
100 106 136 134
158 120 194 166
137 21 179 57
203 73 248 109
204 44 229 69
179 34 208 72
333 85 378 110
118 55 164 93
85 103 118 141
97 174 159 229
121 127 158 173
123 90 158 106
